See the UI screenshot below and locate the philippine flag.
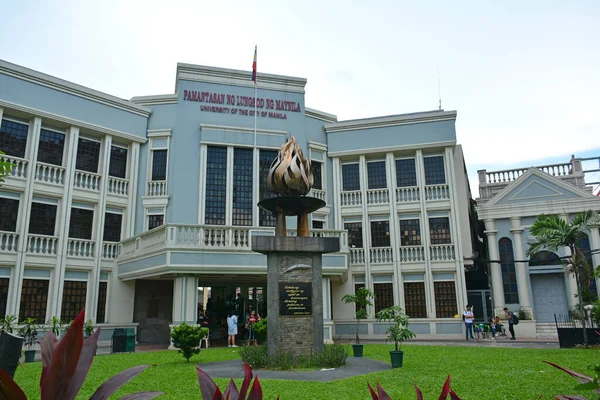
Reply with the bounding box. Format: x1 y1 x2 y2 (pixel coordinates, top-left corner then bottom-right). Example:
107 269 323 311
252 45 257 84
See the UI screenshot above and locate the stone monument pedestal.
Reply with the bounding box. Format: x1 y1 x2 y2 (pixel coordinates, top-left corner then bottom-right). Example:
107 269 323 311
252 236 339 358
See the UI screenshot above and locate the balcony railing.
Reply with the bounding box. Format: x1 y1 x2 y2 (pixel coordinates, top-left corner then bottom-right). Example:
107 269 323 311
310 189 326 201
0 154 28 179
340 190 362 207
67 239 95 258
147 180 167 196
286 229 348 247
484 162 572 184
366 188 389 205
102 242 119 259
0 231 18 252
349 247 365 265
430 244 455 261
26 234 58 255
35 162 65 185
74 170 101 191
396 186 420 203
107 177 129 196
370 247 393 264
425 184 449 201
399 245 425 262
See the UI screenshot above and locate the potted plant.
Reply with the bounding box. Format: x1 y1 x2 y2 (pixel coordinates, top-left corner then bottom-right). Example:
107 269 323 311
18 318 39 362
47 316 63 338
376 305 416 368
342 287 375 357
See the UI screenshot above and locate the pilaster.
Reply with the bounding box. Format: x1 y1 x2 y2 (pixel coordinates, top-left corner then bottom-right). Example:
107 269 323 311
358 155 373 317
332 158 342 230
172 276 199 324
252 147 259 226
416 150 435 318
385 152 400 306
198 144 208 224
225 146 234 226
484 219 505 315
589 228 600 297
510 217 532 313
126 142 140 237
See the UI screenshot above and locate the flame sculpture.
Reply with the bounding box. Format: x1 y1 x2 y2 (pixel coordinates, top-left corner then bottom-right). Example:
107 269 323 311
268 135 313 196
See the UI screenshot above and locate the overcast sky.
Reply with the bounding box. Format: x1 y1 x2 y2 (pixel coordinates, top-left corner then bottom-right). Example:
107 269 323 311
1 0 599 195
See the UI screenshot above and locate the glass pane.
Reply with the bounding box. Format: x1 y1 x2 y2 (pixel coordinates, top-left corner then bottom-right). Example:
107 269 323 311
61 281 87 322
399 219 421 246
28 203 57 236
434 281 457 318
76 138 101 173
68 208 94 240
19 279 49 322
151 150 168 181
109 146 128 178
424 156 445 185
312 161 323 190
429 217 451 244
396 158 417 187
367 161 386 189
259 150 278 227
37 129 65 166
370 220 390 247
232 148 253 226
344 222 363 248
0 119 28 158
342 164 360 191
0 198 19 232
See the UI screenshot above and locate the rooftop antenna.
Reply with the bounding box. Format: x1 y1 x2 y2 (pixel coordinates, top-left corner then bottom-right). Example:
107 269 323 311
437 62 442 111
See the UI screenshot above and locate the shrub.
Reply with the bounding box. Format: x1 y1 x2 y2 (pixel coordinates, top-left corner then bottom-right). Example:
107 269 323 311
1 315 17 333
239 344 347 370
170 322 207 363
254 318 267 343
18 318 39 350
518 308 532 321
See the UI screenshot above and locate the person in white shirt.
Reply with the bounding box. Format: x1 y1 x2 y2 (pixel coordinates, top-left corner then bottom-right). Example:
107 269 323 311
462 305 475 341
227 311 238 348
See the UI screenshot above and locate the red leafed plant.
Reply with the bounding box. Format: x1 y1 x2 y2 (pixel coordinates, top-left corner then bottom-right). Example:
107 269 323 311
543 360 600 400
367 375 462 400
196 362 279 400
0 309 163 400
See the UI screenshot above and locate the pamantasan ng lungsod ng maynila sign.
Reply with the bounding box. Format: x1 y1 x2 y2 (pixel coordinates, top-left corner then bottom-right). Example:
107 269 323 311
183 90 301 120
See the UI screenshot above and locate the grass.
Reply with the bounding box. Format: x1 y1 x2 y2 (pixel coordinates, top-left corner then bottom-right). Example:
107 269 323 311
13 344 597 399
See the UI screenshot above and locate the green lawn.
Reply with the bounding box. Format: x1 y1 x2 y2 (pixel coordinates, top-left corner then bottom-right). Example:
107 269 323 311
13 345 596 399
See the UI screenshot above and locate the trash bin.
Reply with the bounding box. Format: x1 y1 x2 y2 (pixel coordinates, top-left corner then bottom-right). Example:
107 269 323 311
112 328 136 353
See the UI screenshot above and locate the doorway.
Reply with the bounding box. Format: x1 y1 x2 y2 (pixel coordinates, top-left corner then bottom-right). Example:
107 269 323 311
133 279 174 344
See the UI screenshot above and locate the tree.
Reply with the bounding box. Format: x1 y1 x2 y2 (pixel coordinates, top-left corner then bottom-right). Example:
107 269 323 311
170 322 207 362
0 150 14 185
527 210 600 348
342 287 375 345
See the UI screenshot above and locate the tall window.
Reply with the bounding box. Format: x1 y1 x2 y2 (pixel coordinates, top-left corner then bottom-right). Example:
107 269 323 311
576 235 598 300
429 217 451 244
370 220 390 247
97 281 108 323
37 129 65 166
151 149 168 181
312 220 324 229
259 150 278 227
204 146 227 225
499 237 518 304
61 281 87 322
396 158 417 187
0 278 9 319
374 282 393 314
404 282 427 318
76 138 101 173
399 219 421 246
342 163 360 191
232 148 253 226
423 156 445 185
0 198 19 232
20 279 49 321
345 222 363 248
109 146 128 178
103 213 122 242
434 281 457 318
29 202 57 236
0 119 28 158
367 161 387 189
68 208 94 239
148 215 164 230
312 161 323 190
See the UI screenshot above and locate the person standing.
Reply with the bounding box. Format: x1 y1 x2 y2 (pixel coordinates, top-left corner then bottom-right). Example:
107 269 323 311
503 307 516 340
227 311 238 348
246 310 260 346
463 305 475 341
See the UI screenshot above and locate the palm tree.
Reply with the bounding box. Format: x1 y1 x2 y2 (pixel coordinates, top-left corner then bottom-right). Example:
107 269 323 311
526 210 600 348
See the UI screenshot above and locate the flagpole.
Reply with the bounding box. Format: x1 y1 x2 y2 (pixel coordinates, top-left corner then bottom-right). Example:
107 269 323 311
253 45 257 149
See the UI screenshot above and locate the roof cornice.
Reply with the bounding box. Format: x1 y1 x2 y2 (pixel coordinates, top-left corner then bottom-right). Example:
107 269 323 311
324 110 457 133
305 107 337 123
0 59 151 117
175 63 307 94
130 94 178 106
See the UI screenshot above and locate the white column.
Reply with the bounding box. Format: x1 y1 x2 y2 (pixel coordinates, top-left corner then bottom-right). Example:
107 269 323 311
416 150 435 318
484 219 505 315
172 276 198 324
560 214 579 309
125 142 140 237
10 117 42 318
332 158 342 230
198 144 208 224
322 276 331 320
225 146 234 226
107 274 135 323
252 147 259 226
359 155 373 317
589 228 600 296
510 217 532 314
385 152 400 306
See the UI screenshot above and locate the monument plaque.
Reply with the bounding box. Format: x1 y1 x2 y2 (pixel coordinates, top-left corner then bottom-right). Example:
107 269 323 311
279 282 312 316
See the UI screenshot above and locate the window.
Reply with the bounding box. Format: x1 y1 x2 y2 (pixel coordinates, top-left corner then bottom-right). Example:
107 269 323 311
148 215 164 230
342 163 360 191
0 198 19 232
76 138 101 173
434 281 457 318
528 251 561 266
374 283 393 314
312 220 324 229
576 235 598 300
404 282 427 318
68 208 94 240
0 119 28 158
151 149 168 181
0 278 8 319
345 222 363 248
109 146 128 178
232 148 253 226
61 281 87 322
429 217 451 244
370 220 390 248
399 219 421 246
37 129 65 166
204 146 227 225
259 150 278 227
29 202 57 236
424 156 445 185
396 158 417 187
312 161 323 190
367 161 387 189
103 213 122 242
354 283 367 314
499 237 519 304
96 281 108 323
19 279 49 321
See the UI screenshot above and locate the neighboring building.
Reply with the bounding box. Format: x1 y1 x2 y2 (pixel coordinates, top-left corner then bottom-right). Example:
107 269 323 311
0 59 475 343
475 157 600 336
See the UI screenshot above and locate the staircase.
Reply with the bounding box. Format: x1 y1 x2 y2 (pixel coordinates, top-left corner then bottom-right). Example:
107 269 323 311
536 323 558 339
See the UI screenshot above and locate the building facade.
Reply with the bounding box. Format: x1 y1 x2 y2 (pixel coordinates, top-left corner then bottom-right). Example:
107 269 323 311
0 59 475 343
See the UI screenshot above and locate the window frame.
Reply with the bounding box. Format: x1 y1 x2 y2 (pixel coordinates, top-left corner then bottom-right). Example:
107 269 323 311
109 144 128 179
429 216 452 245
204 146 228 226
60 279 88 322
344 221 363 249
341 162 360 192
423 155 446 186
68 206 95 240
433 280 457 318
370 219 391 248
0 197 19 232
499 237 519 304
75 137 101 174
395 157 417 188
232 147 254 227
366 160 387 190
19 278 50 322
37 127 65 166
0 117 29 159
399 218 421 246
403 279 427 318
28 202 58 236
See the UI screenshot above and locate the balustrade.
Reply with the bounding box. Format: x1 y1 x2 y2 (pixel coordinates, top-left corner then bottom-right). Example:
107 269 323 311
310 189 326 201
370 247 393 264
340 190 362 206
147 180 167 196
107 177 129 196
366 188 389 205
485 162 572 184
102 242 119 259
35 162 65 185
74 170 101 191
399 246 425 262
349 247 365 265
0 154 27 179
429 244 455 261
396 186 420 203
425 185 449 201
26 234 58 255
67 239 95 258
0 231 18 252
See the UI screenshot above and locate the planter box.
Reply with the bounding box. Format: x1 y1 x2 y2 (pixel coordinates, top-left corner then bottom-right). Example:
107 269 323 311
557 328 600 348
